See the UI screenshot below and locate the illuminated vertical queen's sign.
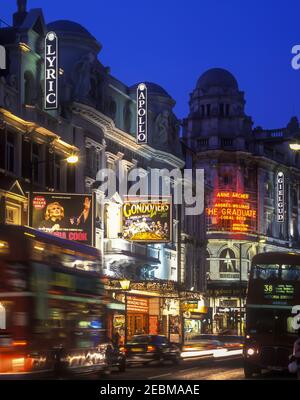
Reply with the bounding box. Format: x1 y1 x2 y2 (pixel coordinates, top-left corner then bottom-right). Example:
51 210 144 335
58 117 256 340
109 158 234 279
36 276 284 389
44 31 58 110
137 83 147 144
277 171 285 222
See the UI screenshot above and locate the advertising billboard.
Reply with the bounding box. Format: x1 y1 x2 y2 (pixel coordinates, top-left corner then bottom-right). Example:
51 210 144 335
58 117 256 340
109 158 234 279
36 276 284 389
122 197 172 242
30 193 94 245
206 191 257 233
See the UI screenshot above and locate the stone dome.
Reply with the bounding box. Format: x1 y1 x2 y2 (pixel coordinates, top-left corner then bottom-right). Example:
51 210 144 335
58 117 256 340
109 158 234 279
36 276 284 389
47 20 97 41
196 68 238 91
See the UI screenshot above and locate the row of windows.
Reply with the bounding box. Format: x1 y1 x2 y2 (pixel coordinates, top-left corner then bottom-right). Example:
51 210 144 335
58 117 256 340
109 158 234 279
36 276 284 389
200 104 231 117
23 71 134 134
0 129 75 192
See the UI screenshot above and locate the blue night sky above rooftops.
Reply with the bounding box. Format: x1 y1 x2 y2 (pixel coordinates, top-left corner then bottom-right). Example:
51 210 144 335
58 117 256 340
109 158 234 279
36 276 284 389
2 0 300 129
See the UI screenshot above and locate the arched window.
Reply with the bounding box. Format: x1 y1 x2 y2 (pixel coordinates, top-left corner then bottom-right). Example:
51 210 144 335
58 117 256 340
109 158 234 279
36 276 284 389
24 71 35 105
219 248 237 272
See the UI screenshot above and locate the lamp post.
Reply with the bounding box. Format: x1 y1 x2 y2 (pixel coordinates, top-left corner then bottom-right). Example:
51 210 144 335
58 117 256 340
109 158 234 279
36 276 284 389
120 279 131 344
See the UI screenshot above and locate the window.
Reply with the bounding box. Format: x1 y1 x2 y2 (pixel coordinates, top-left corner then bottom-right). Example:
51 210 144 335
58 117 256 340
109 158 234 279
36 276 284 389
206 104 211 117
198 138 209 147
219 104 224 116
293 189 298 207
265 181 273 199
6 132 15 173
24 71 35 105
54 154 61 190
32 143 40 183
96 151 101 172
225 104 230 116
109 100 117 121
252 264 279 280
219 248 237 272
223 174 232 185
221 138 233 147
5 203 21 225
124 104 132 132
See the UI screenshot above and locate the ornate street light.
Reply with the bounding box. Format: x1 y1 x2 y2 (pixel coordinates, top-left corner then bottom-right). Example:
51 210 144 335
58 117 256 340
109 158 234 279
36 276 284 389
120 279 131 344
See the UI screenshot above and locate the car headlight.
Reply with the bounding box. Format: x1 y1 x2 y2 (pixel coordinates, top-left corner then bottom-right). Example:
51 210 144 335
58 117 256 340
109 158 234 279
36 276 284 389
247 348 256 356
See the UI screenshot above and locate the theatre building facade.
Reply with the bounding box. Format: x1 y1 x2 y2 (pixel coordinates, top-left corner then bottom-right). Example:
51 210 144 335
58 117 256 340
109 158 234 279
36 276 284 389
0 2 208 344
183 68 300 334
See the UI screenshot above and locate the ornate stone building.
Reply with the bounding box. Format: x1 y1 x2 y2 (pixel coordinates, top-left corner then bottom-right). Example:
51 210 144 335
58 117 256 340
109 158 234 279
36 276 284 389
0 1 206 343
183 67 300 334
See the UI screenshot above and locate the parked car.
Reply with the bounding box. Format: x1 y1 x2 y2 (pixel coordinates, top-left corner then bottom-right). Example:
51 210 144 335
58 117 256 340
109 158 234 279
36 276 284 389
123 335 181 365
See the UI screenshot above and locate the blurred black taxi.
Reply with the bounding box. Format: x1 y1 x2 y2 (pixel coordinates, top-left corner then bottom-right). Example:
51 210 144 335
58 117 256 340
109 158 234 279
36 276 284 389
123 335 181 365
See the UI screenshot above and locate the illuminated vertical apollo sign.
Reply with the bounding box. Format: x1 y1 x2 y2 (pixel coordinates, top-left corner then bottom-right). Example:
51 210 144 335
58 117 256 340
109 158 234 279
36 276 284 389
44 32 58 110
137 83 147 144
277 171 284 222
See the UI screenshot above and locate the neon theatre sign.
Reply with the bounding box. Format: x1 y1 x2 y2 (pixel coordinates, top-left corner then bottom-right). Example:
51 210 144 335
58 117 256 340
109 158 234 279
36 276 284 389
137 83 147 144
44 31 58 110
277 171 284 222
206 191 257 233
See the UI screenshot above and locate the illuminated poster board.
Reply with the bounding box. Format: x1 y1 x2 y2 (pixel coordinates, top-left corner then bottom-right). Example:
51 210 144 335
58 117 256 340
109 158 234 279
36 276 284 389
122 198 172 242
30 192 94 245
127 296 149 313
206 191 257 233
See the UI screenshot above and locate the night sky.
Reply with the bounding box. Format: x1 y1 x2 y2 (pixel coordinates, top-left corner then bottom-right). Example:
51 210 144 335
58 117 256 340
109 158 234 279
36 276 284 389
2 0 300 129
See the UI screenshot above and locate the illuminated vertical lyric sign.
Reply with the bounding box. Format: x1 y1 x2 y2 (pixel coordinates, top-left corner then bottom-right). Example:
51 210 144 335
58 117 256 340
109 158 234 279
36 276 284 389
137 83 147 144
45 32 58 110
277 171 285 222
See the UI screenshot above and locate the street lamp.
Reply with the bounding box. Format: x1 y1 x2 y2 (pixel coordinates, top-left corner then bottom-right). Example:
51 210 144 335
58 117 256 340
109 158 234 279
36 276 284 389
66 154 79 164
120 279 131 344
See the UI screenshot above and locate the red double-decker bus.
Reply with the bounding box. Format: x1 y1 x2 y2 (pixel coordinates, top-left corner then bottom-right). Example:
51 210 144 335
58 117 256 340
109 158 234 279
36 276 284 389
244 252 300 378
0 225 107 378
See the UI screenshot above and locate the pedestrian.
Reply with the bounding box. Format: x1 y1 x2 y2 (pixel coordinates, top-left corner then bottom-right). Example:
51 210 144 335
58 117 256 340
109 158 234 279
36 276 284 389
112 331 121 348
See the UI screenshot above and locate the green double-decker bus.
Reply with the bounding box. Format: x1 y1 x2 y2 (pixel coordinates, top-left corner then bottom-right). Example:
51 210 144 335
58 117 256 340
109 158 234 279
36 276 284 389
244 252 300 378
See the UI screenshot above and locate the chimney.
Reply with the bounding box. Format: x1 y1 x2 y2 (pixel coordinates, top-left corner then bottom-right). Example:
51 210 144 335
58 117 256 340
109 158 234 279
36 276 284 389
13 0 28 27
